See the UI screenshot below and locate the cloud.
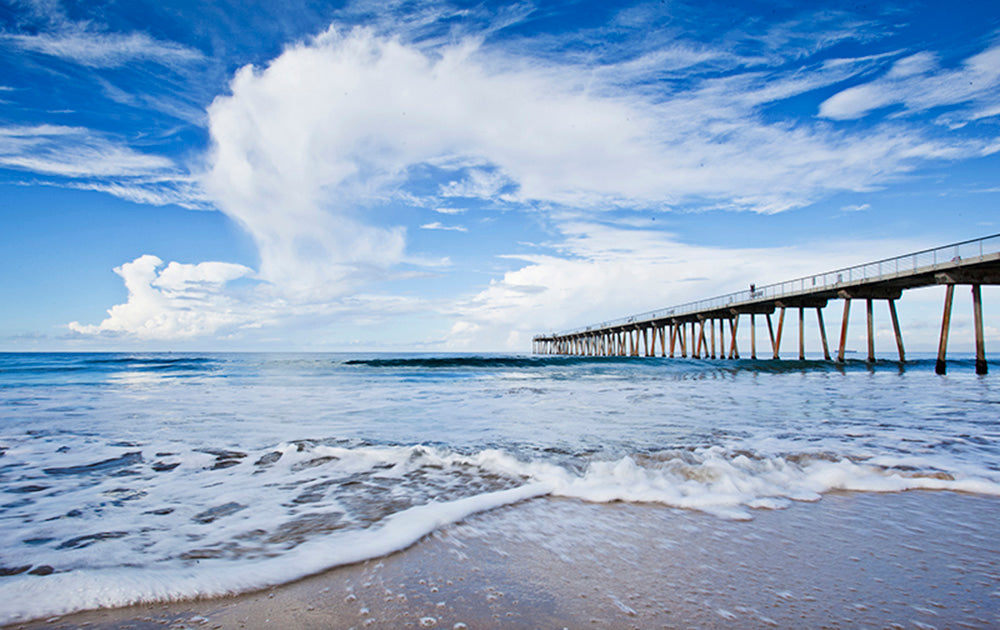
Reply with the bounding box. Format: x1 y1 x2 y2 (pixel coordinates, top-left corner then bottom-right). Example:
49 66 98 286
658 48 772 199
420 222 467 232
440 168 511 199
67 253 445 344
819 43 1000 122
841 203 871 212
0 124 206 208
60 179 209 210
444 222 931 349
202 24 985 287
0 125 174 177
72 16 1000 343
2 30 203 68
68 255 259 340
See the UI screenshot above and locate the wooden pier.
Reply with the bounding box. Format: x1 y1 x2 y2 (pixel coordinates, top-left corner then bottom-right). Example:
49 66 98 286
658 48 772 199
533 234 1000 374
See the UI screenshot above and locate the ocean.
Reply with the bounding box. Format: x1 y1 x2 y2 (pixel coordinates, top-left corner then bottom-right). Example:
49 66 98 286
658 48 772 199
0 352 998 625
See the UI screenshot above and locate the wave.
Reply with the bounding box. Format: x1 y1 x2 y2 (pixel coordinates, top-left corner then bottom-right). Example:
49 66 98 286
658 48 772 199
342 355 633 368
1 440 998 624
0 355 218 379
340 355 981 375
0 483 549 624
83 357 218 372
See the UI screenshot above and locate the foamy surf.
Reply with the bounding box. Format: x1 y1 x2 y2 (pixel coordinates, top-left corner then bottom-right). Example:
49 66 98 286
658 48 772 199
2 352 997 624
0 482 550 624
2 439 999 623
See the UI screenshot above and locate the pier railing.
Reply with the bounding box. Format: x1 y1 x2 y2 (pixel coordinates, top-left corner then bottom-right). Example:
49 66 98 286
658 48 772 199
547 233 1000 337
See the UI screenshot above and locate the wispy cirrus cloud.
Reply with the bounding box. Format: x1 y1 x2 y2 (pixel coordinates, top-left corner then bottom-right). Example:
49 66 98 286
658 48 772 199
841 203 871 212
0 124 206 208
420 222 468 232
0 125 174 177
820 43 1000 124
2 28 203 68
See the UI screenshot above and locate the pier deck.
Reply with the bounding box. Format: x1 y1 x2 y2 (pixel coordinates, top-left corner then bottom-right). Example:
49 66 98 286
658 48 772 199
533 234 1000 374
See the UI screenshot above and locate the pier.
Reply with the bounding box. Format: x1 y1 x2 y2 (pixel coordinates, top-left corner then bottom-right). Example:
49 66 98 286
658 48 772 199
533 234 1000 374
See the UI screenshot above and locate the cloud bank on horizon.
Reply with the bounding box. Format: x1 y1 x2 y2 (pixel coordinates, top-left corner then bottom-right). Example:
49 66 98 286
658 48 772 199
2 0 999 349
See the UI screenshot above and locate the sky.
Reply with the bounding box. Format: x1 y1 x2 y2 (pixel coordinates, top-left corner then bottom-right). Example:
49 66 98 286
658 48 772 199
1 0 999 353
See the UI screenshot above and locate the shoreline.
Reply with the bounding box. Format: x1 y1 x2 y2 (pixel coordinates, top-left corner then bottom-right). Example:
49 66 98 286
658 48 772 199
6 489 999 629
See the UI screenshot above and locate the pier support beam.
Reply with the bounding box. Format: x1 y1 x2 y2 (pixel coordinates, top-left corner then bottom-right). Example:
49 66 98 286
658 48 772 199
773 308 786 359
973 284 987 375
837 299 851 363
888 300 905 362
729 315 739 359
710 319 716 359
866 298 875 363
751 314 757 360
766 314 776 358
816 308 831 361
936 285 954 374
798 307 805 360
697 320 707 359
719 319 725 359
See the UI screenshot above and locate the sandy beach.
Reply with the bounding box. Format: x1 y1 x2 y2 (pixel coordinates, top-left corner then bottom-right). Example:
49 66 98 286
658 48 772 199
7 489 997 630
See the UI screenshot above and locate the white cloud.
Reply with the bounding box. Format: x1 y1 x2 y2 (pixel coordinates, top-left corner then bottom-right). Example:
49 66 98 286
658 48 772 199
420 222 467 232
2 30 203 68
68 255 260 340
819 43 1000 121
68 253 445 344
202 24 985 286
71 20 1000 343
0 125 174 177
444 223 932 350
61 179 209 210
0 124 205 208
841 203 870 212
440 168 511 199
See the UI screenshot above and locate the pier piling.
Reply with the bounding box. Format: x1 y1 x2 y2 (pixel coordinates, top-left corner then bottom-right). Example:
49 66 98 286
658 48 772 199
973 285 987 375
888 300 905 362
866 299 875 363
837 299 851 363
816 308 831 361
936 285 954 375
798 307 805 360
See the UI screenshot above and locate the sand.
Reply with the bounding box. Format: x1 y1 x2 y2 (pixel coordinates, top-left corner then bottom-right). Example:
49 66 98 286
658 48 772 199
5 490 999 629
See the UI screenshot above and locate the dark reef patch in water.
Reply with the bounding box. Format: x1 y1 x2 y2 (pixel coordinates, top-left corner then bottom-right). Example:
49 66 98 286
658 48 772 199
43 451 143 476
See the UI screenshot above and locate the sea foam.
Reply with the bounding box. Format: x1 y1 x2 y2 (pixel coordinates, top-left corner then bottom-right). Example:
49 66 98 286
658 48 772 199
2 440 998 623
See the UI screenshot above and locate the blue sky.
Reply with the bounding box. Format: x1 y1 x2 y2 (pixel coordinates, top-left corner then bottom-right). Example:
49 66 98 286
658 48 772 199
1 0 998 352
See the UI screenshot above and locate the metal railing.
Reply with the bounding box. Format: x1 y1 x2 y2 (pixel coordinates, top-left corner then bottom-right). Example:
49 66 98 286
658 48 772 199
538 233 1000 339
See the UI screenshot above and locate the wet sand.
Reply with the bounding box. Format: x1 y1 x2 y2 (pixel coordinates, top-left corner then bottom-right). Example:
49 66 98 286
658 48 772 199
6 490 999 629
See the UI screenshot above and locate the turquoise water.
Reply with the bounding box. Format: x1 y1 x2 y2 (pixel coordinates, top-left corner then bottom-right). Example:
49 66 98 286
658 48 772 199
0 352 997 622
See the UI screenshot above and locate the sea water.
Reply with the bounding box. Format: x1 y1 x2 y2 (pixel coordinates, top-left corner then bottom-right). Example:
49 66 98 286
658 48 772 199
0 352 997 623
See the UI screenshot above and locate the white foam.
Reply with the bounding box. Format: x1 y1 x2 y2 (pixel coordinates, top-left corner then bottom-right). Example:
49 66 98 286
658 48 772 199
3 441 1000 623
511 448 1000 519
0 482 549 624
